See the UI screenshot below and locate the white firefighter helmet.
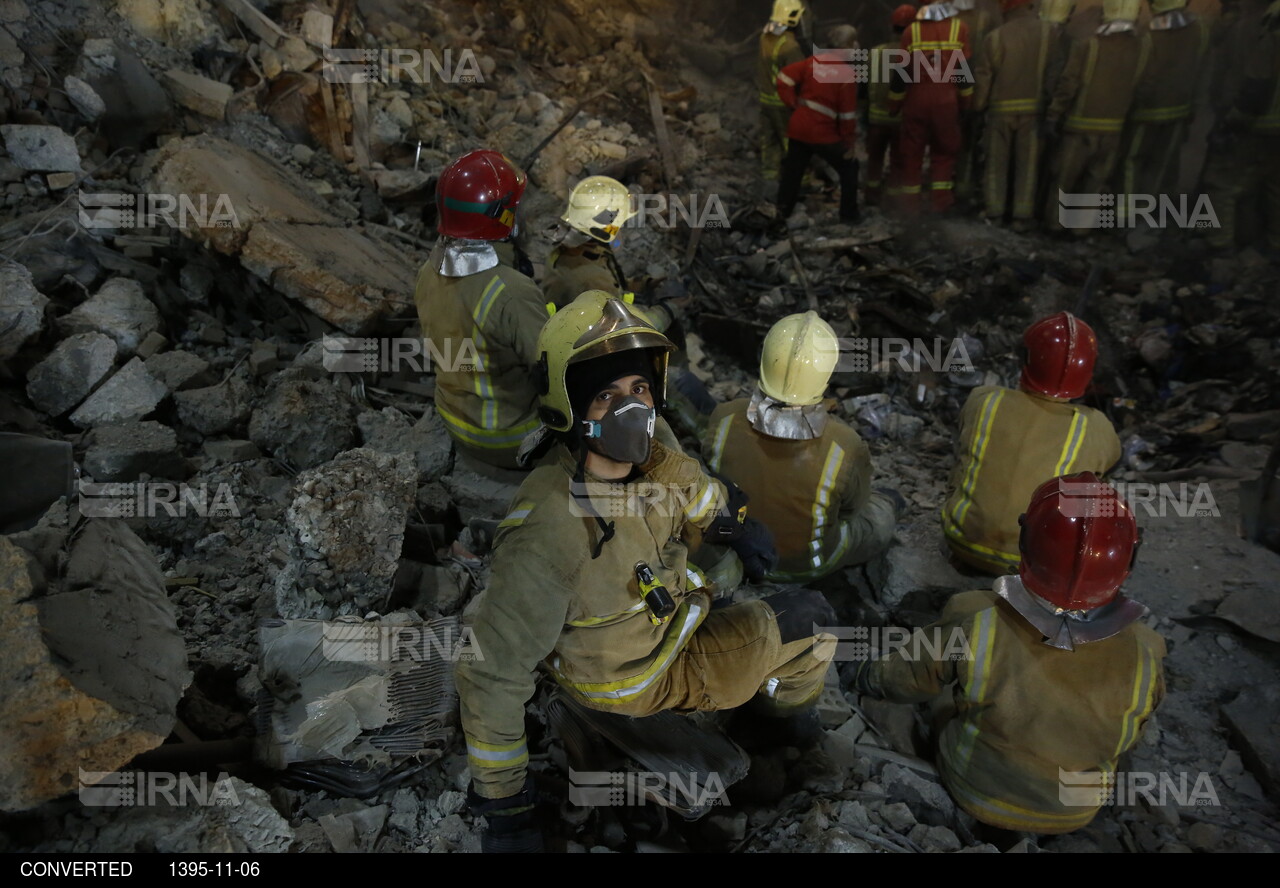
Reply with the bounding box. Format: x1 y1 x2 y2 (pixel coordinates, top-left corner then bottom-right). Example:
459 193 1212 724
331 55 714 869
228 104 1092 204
770 0 805 27
561 176 635 244
758 311 840 406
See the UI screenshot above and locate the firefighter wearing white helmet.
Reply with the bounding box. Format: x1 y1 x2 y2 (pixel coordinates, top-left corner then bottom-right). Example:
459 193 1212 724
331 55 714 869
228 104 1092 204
457 291 837 852
758 0 808 181
701 311 902 583
544 176 636 311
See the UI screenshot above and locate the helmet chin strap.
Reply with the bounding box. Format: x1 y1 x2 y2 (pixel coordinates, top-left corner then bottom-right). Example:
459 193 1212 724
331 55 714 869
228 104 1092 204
570 431 616 559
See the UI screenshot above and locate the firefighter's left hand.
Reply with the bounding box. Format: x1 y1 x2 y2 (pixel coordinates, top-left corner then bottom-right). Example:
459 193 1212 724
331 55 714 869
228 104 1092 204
731 517 778 583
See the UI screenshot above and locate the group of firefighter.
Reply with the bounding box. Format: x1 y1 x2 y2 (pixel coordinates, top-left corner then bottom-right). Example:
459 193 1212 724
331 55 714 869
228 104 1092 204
413 146 1164 852
760 0 1280 247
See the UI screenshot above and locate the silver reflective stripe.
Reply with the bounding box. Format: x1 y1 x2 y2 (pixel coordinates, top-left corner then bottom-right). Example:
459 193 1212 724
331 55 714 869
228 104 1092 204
801 98 837 118
467 743 527 763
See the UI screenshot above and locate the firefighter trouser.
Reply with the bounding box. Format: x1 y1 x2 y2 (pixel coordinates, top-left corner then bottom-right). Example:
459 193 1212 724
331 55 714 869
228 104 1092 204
984 114 1041 221
897 103 964 213
1121 119 1187 200
1045 131 1122 230
1202 134 1280 250
956 111 985 199
760 103 790 180
778 140 860 221
577 599 834 717
865 123 901 206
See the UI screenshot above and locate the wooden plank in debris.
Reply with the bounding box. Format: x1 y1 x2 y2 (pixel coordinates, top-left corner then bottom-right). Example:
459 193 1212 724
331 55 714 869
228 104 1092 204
643 76 679 191
218 0 289 48
319 79 346 162
350 81 370 169
797 233 894 251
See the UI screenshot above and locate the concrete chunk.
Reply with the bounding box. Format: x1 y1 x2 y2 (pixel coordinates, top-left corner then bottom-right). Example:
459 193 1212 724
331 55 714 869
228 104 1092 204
162 69 233 119
26 332 117 416
70 358 168 428
0 263 49 360
357 405 453 482
174 376 253 436
60 278 161 357
144 349 212 392
64 75 105 121
84 421 185 482
249 377 357 470
0 124 82 172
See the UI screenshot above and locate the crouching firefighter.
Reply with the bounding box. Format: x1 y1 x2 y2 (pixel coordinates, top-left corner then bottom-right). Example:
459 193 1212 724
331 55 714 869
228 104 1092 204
456 291 837 852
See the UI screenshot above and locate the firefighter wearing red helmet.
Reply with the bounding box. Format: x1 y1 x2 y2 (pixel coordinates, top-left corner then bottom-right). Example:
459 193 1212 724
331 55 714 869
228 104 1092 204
941 311 1121 574
414 150 550 471
848 473 1166 836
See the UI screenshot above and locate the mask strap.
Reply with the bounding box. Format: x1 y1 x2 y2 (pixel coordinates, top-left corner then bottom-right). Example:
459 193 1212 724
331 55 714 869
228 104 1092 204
572 440 615 559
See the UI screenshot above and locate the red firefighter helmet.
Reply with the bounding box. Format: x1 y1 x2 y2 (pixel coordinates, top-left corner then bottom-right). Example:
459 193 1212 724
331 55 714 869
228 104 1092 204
1018 472 1138 612
1019 311 1097 400
436 149 527 240
891 4 918 27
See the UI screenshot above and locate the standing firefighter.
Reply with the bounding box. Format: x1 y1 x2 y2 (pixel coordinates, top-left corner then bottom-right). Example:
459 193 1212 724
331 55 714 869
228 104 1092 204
1123 0 1211 199
865 5 920 207
849 474 1166 836
702 312 900 584
758 0 809 181
889 1 975 214
974 0 1055 228
775 24 863 225
414 150 548 471
458 291 835 852
1044 0 1151 230
942 312 1121 574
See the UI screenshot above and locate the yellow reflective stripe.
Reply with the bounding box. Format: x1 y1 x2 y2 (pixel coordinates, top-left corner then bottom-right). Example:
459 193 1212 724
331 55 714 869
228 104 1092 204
567 601 649 627
1131 105 1190 122
953 608 997 772
913 41 965 50
869 108 901 124
943 766 1100 832
470 276 506 431
990 98 1039 114
545 302 556 316
551 601 706 702
498 501 535 528
473 276 505 328
949 389 1005 529
770 519 852 583
1053 411 1087 476
1114 643 1159 757
809 443 846 569
931 181 955 190
899 184 922 193
708 415 733 473
685 480 718 523
437 403 540 448
941 511 1020 568
1065 115 1125 132
466 736 529 769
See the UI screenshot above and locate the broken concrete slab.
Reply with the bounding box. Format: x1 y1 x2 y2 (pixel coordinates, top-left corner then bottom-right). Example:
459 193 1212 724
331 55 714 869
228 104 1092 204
59 277 161 357
147 134 334 254
84 421 185 482
0 521 189 812
80 42 173 149
144 349 213 392
869 527 971 614
63 74 105 121
0 263 49 360
162 69 233 119
1221 685 1280 801
275 448 417 619
25 331 117 416
174 376 254 436
0 124 82 172
202 439 261 465
249 377 357 470
357 405 454 482
70 358 168 429
441 462 523 526
881 762 956 827
238 222 415 336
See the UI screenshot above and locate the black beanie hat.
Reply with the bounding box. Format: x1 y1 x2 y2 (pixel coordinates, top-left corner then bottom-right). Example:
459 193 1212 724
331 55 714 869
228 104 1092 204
565 349 657 421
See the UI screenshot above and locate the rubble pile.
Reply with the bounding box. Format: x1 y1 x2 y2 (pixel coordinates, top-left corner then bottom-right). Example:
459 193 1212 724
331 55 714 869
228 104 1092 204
0 0 1277 855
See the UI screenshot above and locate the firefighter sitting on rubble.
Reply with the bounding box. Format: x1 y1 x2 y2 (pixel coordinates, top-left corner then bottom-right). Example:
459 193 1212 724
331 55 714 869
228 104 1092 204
847 473 1166 837
942 311 1121 574
414 149 548 473
456 290 836 852
701 311 902 584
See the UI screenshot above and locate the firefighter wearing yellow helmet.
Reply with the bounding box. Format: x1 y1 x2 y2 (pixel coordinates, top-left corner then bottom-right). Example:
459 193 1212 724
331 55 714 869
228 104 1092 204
758 0 808 181
701 312 902 583
457 291 836 852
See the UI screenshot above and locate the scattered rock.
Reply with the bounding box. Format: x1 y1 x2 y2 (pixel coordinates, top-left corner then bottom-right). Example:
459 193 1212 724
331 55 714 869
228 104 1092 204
175 376 254 436
202 439 261 465
881 763 956 827
357 406 454 482
1220 686 1280 800
1185 821 1222 851
249 377 357 470
919 824 961 853
60 278 161 357
820 827 873 853
145 349 212 392
84 421 185 482
879 800 915 832
69 358 168 428
0 124 82 172
25 332 117 416
162 69 233 119
0 263 49 360
63 75 105 120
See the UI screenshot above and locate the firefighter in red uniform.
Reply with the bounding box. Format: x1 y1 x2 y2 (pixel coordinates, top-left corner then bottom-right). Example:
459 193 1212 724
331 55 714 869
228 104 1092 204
775 25 862 225
865 5 920 207
889 1 975 214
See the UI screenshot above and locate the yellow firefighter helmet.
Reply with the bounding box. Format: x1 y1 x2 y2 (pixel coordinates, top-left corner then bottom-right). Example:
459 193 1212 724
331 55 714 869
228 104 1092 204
758 311 840 406
1040 0 1076 23
561 176 635 244
770 0 805 27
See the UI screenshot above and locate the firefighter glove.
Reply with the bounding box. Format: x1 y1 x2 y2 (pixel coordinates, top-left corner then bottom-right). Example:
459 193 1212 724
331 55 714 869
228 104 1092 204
731 516 779 583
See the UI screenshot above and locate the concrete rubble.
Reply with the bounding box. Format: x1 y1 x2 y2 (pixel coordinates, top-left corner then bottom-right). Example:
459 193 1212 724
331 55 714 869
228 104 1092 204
0 0 1275 857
